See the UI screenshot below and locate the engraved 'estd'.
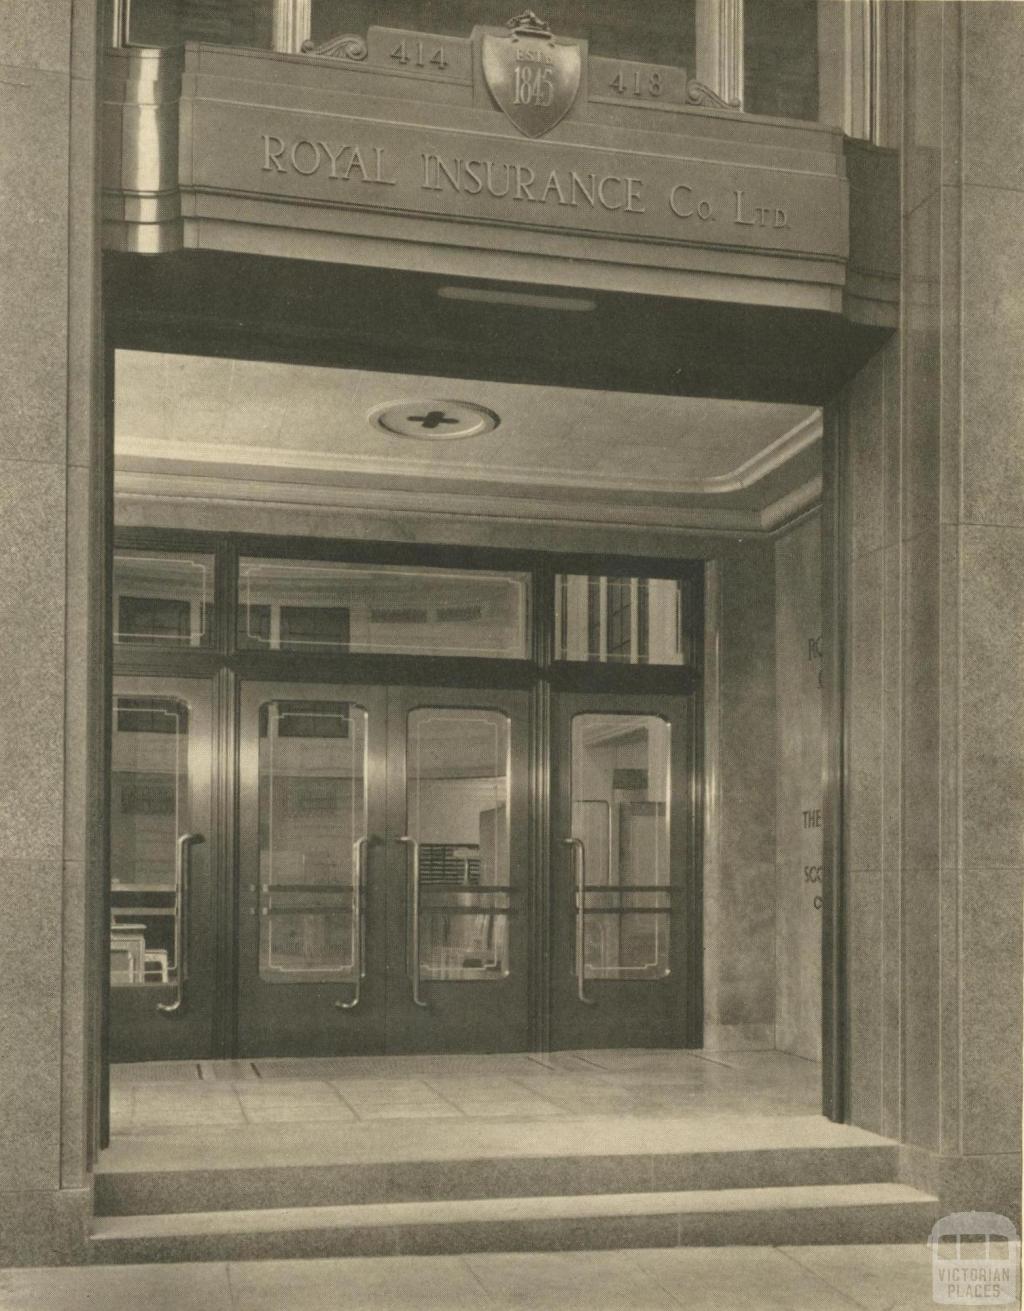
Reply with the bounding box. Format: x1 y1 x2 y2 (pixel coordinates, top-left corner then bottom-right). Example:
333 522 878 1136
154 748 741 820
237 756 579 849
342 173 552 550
482 12 582 139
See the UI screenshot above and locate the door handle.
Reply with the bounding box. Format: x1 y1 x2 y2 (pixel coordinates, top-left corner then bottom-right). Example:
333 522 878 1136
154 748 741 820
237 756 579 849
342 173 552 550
158 833 204 1017
562 837 595 1006
336 835 368 1011
396 836 428 1008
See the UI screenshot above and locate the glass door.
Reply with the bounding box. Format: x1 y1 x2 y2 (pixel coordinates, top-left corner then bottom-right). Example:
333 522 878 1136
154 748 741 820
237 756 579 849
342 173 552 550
549 691 697 1050
236 682 387 1056
236 683 530 1055
384 687 531 1054
109 677 215 1061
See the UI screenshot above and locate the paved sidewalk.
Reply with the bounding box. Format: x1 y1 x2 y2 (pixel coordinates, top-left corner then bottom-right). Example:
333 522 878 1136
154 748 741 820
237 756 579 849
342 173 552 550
3 1243 1019 1311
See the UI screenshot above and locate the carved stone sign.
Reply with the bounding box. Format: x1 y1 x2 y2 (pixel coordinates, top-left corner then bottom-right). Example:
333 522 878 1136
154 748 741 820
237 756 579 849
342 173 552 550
223 112 843 257
481 11 583 138
105 16 882 310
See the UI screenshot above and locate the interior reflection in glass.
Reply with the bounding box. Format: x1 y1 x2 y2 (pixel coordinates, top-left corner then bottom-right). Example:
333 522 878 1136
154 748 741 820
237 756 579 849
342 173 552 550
408 708 511 980
110 697 189 986
113 551 214 649
571 714 671 979
257 702 368 983
239 558 529 659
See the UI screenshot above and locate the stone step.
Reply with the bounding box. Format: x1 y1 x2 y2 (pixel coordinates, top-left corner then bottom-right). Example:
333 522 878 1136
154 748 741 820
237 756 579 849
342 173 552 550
95 1142 899 1217
95 1115 899 1216
90 1183 940 1264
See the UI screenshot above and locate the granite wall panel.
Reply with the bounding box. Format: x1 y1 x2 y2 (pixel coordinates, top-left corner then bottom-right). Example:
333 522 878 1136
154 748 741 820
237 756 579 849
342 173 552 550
0 859 63 1191
0 0 104 1265
958 530 1024 874
962 0 1024 192
960 865 1024 1157
0 459 67 866
961 188 1024 528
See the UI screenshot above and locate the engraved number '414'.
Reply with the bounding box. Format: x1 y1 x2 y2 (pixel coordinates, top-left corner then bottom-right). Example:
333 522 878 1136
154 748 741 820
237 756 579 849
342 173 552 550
513 64 555 106
390 40 448 69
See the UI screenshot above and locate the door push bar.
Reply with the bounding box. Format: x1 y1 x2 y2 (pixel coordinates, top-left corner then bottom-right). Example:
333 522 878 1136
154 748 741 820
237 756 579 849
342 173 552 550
562 837 596 1006
396 836 429 1008
336 835 369 1011
157 833 205 1017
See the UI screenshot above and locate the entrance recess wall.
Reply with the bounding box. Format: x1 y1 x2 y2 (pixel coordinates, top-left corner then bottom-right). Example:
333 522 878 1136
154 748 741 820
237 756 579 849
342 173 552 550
774 513 823 1061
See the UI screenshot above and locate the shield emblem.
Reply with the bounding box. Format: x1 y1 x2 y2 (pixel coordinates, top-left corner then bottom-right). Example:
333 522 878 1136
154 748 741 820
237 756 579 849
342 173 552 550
482 14 582 138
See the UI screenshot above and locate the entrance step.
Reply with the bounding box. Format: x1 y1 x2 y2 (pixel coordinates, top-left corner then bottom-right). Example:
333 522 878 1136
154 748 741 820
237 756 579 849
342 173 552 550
95 1115 898 1216
90 1183 940 1263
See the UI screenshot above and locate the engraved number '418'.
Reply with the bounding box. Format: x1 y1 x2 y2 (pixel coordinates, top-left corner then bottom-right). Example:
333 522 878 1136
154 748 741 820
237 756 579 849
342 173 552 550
513 64 555 106
609 69 664 97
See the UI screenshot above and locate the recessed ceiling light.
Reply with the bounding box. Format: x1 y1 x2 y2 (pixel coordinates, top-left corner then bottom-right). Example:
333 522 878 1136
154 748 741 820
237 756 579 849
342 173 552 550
369 400 500 440
438 286 596 312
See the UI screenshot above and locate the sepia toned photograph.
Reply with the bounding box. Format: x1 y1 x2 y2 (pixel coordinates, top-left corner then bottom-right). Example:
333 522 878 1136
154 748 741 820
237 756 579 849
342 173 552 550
0 1 1021 1307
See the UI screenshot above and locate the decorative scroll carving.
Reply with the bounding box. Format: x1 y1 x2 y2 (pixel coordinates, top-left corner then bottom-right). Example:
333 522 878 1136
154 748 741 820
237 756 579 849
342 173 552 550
301 33 368 61
686 79 741 110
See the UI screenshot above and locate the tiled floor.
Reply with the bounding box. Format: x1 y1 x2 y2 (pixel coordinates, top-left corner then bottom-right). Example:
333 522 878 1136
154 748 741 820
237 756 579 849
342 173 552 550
110 1048 823 1136
4 1243 1019 1310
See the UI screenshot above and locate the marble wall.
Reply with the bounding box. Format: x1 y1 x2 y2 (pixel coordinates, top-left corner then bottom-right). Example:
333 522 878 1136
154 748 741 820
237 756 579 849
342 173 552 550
774 514 823 1062
703 547 778 1051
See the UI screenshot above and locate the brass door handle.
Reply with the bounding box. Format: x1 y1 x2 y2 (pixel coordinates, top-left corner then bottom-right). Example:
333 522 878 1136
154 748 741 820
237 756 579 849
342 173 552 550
563 837 595 1006
336 835 368 1011
157 833 204 1017
397 836 428 1008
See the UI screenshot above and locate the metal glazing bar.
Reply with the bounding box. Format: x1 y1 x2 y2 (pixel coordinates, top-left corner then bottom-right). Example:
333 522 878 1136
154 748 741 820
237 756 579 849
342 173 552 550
562 838 595 1006
157 833 204 1016
420 885 516 896
418 907 518 917
582 884 672 894
397 836 428 1008
581 908 671 917
261 882 354 895
336 836 368 1011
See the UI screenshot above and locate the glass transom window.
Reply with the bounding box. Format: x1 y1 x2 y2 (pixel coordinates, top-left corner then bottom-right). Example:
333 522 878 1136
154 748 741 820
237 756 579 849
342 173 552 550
238 558 530 659
555 574 690 666
114 550 215 650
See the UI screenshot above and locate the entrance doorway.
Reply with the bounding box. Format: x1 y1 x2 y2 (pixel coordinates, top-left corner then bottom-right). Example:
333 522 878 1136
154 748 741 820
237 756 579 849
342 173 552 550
108 549 703 1065
237 681 531 1057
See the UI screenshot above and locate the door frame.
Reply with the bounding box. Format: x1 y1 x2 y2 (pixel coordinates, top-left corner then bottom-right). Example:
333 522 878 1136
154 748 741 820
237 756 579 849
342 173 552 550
106 527 707 1066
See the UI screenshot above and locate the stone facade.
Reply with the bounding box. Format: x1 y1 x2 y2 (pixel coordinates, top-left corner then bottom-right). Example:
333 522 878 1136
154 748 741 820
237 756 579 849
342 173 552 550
0 0 1020 1267
837 0 1024 1217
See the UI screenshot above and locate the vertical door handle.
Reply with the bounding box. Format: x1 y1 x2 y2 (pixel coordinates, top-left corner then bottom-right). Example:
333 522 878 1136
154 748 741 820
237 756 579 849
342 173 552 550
396 836 428 1008
336 835 368 1011
158 833 204 1017
563 837 595 1006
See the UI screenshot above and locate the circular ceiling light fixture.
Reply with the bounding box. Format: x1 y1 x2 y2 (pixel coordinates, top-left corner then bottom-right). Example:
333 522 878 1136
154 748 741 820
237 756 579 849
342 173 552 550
369 399 500 441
